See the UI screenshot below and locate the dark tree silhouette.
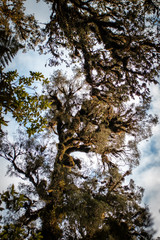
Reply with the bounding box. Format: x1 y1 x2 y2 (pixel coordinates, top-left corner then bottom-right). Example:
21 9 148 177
0 0 160 239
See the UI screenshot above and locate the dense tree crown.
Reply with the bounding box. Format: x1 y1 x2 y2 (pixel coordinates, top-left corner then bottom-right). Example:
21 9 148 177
0 0 160 239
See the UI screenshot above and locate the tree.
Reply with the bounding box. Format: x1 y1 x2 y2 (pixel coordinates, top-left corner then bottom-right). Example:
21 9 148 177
0 68 50 135
0 0 160 239
0 0 43 50
0 30 23 67
0 0 50 135
44 0 160 105
0 129 156 239
0 71 157 239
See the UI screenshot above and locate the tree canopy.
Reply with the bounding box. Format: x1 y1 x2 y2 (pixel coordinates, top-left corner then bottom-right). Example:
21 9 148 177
0 0 160 239
44 0 160 104
0 0 43 49
0 68 50 135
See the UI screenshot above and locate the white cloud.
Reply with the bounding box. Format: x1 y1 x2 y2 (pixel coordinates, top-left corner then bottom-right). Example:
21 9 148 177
132 166 160 237
129 80 160 237
150 84 160 114
6 50 53 78
24 0 51 23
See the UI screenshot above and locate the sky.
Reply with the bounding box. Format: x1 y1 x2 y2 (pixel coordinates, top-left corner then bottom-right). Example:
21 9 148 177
0 0 160 237
131 85 160 236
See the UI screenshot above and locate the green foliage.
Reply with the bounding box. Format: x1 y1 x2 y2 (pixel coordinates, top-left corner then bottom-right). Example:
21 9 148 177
0 68 50 135
0 30 23 67
0 184 27 212
0 224 27 240
0 185 43 240
0 0 43 50
0 223 43 240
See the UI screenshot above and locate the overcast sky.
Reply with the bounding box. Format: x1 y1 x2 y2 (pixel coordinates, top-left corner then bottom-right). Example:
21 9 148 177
0 0 160 237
